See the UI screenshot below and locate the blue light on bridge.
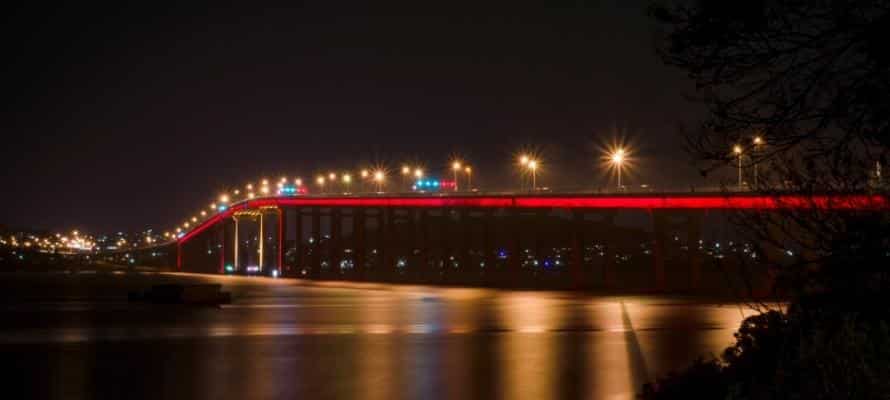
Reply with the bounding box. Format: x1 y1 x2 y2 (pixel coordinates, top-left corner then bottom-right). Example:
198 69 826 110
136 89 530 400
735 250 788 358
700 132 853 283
414 179 442 191
278 184 299 196
217 205 228 212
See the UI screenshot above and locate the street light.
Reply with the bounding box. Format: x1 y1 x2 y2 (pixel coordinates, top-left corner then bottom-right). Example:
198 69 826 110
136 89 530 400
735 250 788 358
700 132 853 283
328 173 337 192
451 161 462 192
414 168 423 179
373 170 385 192
518 154 531 191
316 176 326 193
733 145 743 191
342 174 352 193
527 160 538 191
401 166 411 191
610 148 626 190
219 194 229 203
753 136 764 188
464 166 472 191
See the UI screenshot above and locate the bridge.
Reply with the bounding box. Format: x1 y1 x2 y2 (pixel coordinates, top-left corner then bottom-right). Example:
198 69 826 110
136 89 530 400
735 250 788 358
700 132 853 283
110 192 886 292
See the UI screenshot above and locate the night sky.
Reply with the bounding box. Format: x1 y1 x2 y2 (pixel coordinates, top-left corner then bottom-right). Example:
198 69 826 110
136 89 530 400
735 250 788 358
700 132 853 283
3 1 710 233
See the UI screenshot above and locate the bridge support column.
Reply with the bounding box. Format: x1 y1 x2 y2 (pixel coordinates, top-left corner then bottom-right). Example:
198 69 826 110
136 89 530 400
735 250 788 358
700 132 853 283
353 208 365 279
294 208 302 275
278 208 285 274
651 211 667 292
458 208 470 282
219 222 226 274
600 213 617 288
482 210 494 285
571 210 585 289
331 208 342 274
418 209 430 281
687 213 703 291
510 209 522 286
380 207 393 279
233 216 239 271
441 209 453 282
311 207 321 278
533 209 545 280
258 211 265 272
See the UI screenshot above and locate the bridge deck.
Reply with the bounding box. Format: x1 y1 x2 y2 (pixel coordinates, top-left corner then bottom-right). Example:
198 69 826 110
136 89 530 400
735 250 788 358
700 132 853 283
173 193 885 245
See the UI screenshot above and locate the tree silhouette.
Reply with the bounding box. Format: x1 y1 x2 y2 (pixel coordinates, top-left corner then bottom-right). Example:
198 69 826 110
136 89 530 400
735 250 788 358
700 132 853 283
643 1 890 398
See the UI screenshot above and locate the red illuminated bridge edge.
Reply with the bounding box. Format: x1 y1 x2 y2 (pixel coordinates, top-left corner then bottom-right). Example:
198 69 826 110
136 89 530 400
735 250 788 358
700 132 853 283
176 193 887 245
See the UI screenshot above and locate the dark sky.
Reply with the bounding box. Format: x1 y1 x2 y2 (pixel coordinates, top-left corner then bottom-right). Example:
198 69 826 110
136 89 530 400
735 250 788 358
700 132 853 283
2 1 712 233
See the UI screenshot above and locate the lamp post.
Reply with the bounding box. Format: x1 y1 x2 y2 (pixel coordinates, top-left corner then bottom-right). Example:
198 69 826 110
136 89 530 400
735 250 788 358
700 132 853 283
373 170 385 193
753 136 763 188
342 174 352 194
451 161 461 192
464 166 472 191
401 166 410 191
518 154 530 191
316 176 325 193
360 169 369 193
610 148 625 191
733 145 743 191
527 160 538 192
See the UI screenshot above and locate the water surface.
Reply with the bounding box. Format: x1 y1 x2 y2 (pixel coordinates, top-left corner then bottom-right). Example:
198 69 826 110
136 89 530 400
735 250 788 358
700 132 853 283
1 272 754 399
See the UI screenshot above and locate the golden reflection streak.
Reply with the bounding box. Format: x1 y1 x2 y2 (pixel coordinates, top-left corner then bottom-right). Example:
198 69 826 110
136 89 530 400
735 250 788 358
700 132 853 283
498 292 560 400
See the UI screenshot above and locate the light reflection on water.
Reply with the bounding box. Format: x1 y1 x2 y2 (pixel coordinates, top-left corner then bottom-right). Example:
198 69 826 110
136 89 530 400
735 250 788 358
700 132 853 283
2 273 755 400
